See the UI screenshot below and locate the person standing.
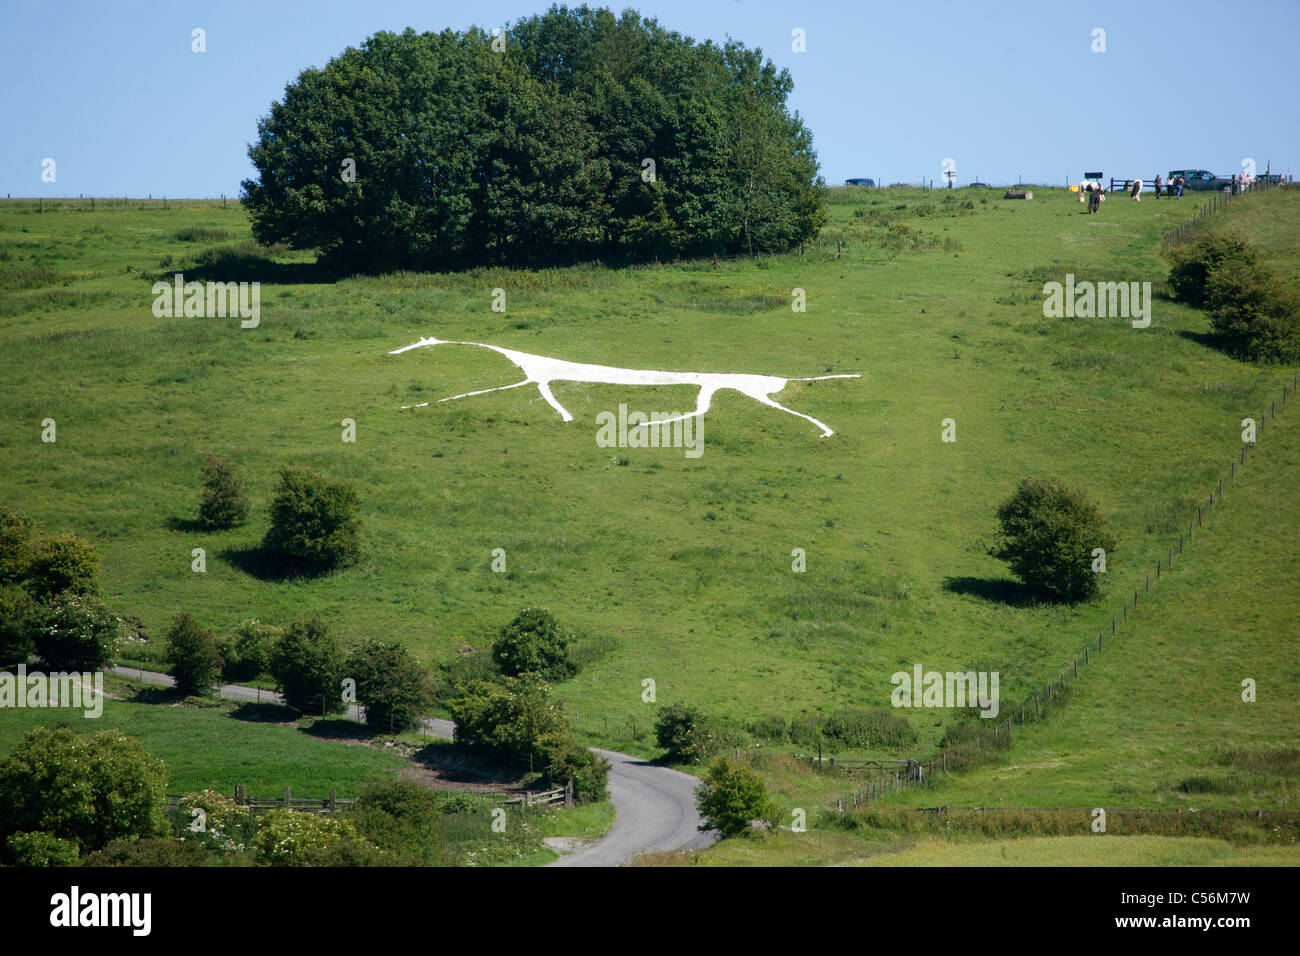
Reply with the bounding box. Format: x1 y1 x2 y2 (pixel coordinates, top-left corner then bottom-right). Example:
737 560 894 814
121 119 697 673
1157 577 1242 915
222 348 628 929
1155 174 1163 199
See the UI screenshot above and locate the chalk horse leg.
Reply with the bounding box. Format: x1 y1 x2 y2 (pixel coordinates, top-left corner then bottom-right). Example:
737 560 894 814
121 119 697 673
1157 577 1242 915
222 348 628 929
631 386 717 430
534 380 574 422
753 393 836 438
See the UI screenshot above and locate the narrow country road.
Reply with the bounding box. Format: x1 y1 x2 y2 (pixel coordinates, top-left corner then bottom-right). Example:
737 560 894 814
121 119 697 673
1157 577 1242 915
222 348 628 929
109 667 715 865
547 748 716 867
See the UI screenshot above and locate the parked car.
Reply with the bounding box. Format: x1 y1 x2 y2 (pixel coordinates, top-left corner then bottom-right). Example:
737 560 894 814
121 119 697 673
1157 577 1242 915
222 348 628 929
844 178 875 187
966 181 992 188
1166 169 1232 191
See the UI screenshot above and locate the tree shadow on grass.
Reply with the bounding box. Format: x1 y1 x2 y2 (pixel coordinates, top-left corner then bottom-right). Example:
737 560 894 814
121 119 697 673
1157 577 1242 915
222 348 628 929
131 685 187 705
218 545 332 583
1178 328 1237 358
410 743 523 785
228 701 298 724
165 516 209 533
942 575 1042 608
302 717 373 741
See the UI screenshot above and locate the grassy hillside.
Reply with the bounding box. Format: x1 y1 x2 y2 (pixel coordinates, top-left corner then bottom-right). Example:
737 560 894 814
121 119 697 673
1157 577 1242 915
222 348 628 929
1 187 1294 769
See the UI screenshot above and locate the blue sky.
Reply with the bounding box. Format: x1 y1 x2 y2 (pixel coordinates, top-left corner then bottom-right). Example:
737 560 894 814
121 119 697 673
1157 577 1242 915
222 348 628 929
2 0 1297 196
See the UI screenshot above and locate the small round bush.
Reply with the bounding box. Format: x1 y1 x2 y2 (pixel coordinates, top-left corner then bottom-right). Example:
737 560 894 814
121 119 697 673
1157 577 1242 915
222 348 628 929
351 640 434 733
0 727 168 853
197 454 250 530
655 704 724 764
492 607 577 681
262 467 362 570
695 758 776 838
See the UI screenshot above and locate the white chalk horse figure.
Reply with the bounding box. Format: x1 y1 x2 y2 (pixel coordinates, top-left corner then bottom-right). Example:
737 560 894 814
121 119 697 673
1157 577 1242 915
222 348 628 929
390 337 861 437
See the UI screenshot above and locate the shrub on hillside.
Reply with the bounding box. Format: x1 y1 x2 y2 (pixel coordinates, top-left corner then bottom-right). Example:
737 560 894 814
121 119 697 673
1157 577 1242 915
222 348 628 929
254 809 375 865
268 616 347 714
1168 232 1256 308
164 613 224 696
25 532 100 600
351 639 435 733
4 830 81 867
0 584 38 663
536 733 610 802
655 704 731 764
346 778 444 866
32 592 123 670
988 476 1116 602
0 727 168 853
197 454 250 530
491 607 577 681
219 619 281 683
262 467 361 570
0 506 39 585
1168 231 1300 364
694 757 776 838
1204 257 1300 364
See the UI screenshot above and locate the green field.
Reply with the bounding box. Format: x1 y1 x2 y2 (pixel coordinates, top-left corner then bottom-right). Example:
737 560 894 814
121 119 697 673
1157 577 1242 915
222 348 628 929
2 187 1297 853
0 691 408 796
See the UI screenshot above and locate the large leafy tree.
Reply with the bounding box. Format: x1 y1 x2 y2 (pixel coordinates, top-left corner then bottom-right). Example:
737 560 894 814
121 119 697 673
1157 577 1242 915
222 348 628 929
242 6 824 272
269 616 348 715
988 476 1117 603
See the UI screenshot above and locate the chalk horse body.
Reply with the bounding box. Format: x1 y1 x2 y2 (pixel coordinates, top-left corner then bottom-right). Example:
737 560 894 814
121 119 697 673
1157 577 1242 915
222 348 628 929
389 337 861 437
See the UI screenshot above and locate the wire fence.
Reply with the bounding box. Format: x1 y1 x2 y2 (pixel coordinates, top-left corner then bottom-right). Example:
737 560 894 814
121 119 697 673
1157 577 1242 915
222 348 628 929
1161 176 1286 249
822 371 1298 811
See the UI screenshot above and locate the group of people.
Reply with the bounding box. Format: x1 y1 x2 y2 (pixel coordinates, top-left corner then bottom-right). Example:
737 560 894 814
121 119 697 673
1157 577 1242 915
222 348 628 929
1153 174 1185 198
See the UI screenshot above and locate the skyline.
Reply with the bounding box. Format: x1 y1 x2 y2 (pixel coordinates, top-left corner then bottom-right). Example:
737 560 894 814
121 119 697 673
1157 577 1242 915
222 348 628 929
2 0 1297 196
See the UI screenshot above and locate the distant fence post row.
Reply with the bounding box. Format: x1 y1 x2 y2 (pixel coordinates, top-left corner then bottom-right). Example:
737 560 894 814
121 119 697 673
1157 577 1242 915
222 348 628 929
1161 178 1284 249
826 371 1298 812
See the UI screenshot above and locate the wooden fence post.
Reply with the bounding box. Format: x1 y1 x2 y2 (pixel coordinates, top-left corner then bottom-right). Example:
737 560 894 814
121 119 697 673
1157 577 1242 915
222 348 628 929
329 788 337 811
283 786 291 808
235 783 245 806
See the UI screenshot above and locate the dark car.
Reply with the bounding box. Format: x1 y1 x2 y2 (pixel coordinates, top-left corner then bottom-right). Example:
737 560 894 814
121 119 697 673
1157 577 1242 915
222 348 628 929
1167 169 1231 191
844 178 875 187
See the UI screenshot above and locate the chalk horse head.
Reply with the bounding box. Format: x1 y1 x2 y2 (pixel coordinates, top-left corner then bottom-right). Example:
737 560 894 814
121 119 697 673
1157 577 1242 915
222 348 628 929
389 337 860 437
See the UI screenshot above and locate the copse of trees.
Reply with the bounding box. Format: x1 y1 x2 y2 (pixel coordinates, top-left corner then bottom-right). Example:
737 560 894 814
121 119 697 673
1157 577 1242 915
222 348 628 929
449 676 609 801
241 5 826 273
